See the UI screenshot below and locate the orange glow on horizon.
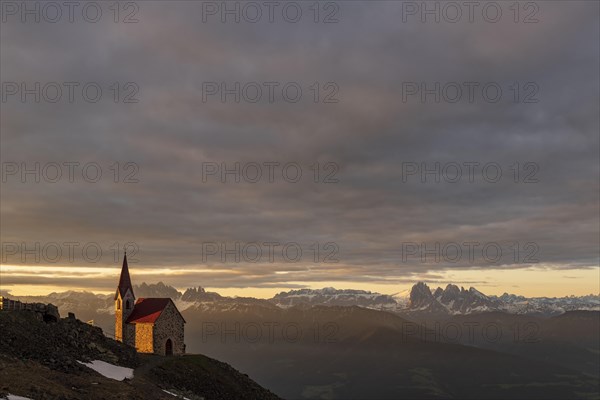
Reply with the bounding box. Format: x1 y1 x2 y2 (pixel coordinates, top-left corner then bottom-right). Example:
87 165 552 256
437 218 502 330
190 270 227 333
1 263 598 299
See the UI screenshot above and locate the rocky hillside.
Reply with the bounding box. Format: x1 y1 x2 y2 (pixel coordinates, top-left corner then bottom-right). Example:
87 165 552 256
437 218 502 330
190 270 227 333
0 310 280 400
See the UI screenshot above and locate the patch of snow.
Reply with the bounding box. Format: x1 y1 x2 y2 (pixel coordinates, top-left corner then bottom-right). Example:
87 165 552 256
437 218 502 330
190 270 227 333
174 299 196 312
2 395 34 400
97 305 114 315
162 389 191 399
77 360 133 381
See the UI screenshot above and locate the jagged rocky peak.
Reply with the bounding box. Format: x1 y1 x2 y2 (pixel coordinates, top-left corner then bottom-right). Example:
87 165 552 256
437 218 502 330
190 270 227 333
439 284 461 303
446 284 461 292
132 283 225 303
468 287 488 299
181 287 223 302
135 282 182 300
409 282 435 308
411 282 432 294
180 287 196 302
183 286 206 296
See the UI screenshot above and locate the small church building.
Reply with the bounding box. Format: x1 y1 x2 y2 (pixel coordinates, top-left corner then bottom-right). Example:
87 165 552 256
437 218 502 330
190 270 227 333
115 254 186 355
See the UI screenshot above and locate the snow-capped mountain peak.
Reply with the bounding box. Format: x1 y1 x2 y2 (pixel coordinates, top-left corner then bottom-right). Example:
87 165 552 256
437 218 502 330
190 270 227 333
271 287 397 309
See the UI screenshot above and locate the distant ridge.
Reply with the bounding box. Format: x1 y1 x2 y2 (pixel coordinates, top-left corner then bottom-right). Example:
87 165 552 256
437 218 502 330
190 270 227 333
9 281 600 322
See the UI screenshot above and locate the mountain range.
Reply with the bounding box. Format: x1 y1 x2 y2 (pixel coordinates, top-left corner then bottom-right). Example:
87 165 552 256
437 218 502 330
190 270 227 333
405 282 600 316
9 282 599 326
5 282 599 399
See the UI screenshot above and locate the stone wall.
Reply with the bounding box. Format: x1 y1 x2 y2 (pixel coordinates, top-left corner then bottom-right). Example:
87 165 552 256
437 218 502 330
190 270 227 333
135 323 154 353
0 297 60 323
115 308 124 342
152 301 185 355
124 323 136 347
115 290 135 345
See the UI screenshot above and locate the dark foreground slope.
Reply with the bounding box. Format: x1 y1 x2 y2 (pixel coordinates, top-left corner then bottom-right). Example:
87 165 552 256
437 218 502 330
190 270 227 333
184 305 600 399
0 310 280 400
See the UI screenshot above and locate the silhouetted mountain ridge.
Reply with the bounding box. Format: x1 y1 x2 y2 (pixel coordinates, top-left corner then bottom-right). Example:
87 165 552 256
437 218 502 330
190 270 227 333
406 282 600 316
8 281 599 325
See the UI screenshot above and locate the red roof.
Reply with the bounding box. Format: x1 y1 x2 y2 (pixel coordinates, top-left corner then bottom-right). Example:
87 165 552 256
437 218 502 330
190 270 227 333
126 298 172 324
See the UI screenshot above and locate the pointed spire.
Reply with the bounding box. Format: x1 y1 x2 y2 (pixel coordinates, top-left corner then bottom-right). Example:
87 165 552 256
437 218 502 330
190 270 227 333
115 252 134 300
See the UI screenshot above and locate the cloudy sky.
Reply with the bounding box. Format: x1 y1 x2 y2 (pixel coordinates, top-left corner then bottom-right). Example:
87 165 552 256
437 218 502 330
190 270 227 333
1 1 598 297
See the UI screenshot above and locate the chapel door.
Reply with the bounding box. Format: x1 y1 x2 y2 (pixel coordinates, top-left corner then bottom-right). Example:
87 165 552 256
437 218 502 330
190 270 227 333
165 338 173 356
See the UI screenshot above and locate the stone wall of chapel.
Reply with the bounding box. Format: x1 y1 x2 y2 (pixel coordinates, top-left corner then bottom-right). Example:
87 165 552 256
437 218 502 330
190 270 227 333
152 302 185 355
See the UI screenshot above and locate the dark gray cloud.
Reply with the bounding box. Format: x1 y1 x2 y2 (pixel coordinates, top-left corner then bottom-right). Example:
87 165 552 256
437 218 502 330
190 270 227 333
1 1 598 291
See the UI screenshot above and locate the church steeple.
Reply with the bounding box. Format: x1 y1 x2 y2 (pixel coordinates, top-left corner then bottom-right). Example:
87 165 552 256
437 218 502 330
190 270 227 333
115 252 134 300
115 252 136 344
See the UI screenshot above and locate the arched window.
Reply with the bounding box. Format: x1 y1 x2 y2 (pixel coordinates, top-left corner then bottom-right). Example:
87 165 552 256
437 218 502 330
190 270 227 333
126 299 131 310
117 299 121 310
